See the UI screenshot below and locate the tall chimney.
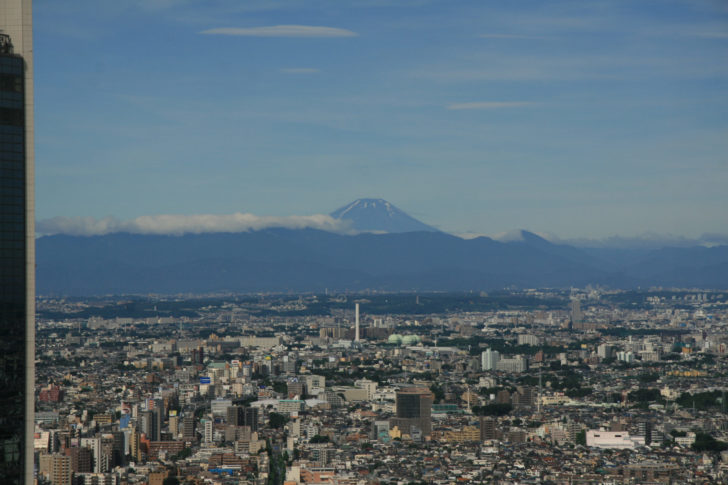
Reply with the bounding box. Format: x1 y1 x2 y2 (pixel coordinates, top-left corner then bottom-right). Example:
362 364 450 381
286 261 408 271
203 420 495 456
355 303 360 342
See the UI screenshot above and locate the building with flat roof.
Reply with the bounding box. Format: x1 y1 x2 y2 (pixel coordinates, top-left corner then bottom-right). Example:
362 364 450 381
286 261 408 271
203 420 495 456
496 355 528 373
390 388 433 438
481 348 500 371
586 430 645 449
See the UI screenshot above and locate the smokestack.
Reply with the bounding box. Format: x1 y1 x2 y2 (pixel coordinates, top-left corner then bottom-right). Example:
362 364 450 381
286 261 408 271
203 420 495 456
355 303 360 342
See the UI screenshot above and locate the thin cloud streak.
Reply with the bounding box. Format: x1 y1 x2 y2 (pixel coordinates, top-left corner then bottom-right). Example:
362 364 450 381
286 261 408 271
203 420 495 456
691 32 728 39
456 231 728 249
478 33 551 40
562 233 728 249
37 213 351 236
280 68 321 74
447 101 536 110
200 25 358 37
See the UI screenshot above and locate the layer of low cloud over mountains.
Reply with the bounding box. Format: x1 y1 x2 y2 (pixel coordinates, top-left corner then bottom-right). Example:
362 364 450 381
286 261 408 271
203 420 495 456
36 200 728 295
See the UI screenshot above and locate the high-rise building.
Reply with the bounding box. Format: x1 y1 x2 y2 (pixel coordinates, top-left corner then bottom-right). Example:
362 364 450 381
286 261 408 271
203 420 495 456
203 419 213 443
80 438 103 474
38 453 71 485
140 409 162 442
319 326 345 340
512 386 537 408
479 417 497 441
227 406 259 432
597 343 614 360
637 420 653 446
64 446 93 474
481 348 500 371
111 431 126 468
169 414 179 437
182 415 196 441
0 1 34 483
570 298 582 325
390 388 433 438
244 406 259 432
227 406 243 426
129 427 141 463
354 303 360 342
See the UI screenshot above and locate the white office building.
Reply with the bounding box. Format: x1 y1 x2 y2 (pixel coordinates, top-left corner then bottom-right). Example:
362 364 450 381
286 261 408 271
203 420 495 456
481 349 500 371
496 355 528 373
517 334 540 346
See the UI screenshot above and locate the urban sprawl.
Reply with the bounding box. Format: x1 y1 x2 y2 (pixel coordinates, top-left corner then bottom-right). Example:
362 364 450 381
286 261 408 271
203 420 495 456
34 289 728 484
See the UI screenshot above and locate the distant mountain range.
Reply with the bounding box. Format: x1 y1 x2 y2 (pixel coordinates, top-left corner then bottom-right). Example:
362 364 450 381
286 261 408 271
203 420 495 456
35 199 728 295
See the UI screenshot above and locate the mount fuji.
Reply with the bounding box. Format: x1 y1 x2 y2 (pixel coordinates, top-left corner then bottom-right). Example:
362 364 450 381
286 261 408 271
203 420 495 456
331 198 439 233
34 199 728 294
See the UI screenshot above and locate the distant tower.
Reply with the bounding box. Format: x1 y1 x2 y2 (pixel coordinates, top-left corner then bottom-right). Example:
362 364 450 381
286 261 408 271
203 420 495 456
354 303 360 342
466 384 472 413
538 364 543 415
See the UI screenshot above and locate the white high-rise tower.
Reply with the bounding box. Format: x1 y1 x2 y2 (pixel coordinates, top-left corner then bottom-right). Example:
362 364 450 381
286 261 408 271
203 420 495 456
354 303 360 342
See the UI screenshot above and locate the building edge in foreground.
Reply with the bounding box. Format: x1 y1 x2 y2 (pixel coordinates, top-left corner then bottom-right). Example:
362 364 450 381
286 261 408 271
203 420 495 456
0 1 34 484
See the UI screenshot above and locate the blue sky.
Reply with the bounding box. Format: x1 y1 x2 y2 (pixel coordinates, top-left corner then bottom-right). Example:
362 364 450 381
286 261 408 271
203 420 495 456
34 0 728 239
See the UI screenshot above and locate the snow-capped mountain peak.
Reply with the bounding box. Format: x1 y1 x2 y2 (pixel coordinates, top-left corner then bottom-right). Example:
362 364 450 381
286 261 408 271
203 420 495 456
330 198 438 233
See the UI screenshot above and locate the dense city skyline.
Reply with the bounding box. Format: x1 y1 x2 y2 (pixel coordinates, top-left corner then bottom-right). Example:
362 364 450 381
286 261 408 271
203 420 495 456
34 0 727 239
33 289 728 483
6 2 727 483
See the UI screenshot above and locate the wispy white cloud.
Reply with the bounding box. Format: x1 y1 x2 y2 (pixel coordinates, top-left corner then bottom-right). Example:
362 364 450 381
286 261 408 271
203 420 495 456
37 213 351 236
447 101 536 110
478 33 550 40
691 32 728 39
132 0 193 12
456 230 728 249
280 67 321 74
200 25 358 38
561 233 728 249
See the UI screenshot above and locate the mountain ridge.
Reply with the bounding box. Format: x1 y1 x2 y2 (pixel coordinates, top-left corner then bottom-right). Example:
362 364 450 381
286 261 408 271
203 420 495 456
36 228 728 295
34 199 728 294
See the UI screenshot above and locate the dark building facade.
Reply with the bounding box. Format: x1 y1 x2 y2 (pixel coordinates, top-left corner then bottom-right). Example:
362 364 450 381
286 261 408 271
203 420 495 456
390 388 433 438
0 29 33 485
182 414 196 441
226 406 259 431
479 417 497 441
140 409 163 442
